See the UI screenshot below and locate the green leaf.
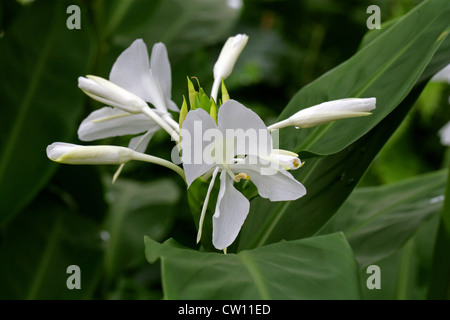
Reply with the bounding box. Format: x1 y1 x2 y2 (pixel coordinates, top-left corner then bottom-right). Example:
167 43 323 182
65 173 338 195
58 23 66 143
103 177 181 284
0 193 103 299
145 233 361 299
359 215 440 300
319 169 447 269
0 0 92 226
278 0 450 157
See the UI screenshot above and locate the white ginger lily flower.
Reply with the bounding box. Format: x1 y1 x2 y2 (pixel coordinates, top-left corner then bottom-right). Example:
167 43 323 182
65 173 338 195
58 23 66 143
268 97 376 130
78 39 179 146
78 40 181 181
181 100 306 250
211 34 248 101
46 142 185 180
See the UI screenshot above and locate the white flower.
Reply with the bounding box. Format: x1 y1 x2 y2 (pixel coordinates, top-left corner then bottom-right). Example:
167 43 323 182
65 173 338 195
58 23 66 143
211 34 248 101
268 97 376 130
181 100 306 250
439 121 450 146
431 64 450 84
77 40 182 181
78 40 179 148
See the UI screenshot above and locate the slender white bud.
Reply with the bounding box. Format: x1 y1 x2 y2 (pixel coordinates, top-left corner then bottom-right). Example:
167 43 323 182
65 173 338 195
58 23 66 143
211 34 248 100
269 97 376 130
214 34 248 81
78 75 148 113
46 142 134 164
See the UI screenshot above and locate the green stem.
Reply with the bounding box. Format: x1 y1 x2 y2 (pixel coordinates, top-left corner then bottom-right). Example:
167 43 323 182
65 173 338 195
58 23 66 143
427 154 450 299
131 152 185 183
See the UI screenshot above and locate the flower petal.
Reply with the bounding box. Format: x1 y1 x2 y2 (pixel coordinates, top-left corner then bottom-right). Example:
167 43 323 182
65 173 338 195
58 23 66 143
181 108 217 186
218 99 272 157
109 39 155 103
212 170 250 250
77 107 158 141
150 42 178 111
231 158 306 201
128 129 158 153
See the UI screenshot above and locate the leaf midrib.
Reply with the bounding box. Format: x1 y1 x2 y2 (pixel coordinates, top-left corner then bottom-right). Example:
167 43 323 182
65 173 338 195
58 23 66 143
238 251 271 300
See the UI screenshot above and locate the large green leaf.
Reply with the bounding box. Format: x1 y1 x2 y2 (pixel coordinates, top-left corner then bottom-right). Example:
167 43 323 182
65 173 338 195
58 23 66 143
319 169 447 268
0 0 92 226
145 233 361 299
102 177 181 285
0 193 103 299
277 0 449 157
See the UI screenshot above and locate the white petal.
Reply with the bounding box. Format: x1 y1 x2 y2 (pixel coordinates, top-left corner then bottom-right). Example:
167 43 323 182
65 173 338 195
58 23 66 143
109 39 156 104
77 107 158 141
150 43 172 104
212 171 250 250
128 129 158 153
231 159 306 201
166 99 179 112
150 43 178 112
218 99 272 157
181 108 217 186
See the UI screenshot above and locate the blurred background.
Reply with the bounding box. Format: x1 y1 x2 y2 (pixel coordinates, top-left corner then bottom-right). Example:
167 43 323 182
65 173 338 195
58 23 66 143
0 0 448 299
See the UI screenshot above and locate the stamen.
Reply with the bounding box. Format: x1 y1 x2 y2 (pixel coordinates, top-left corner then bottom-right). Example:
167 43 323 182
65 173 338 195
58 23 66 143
234 172 250 182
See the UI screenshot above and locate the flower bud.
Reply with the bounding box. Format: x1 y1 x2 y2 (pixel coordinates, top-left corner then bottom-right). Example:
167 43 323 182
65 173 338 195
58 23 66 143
78 75 148 114
269 97 376 130
46 142 135 164
213 34 248 81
